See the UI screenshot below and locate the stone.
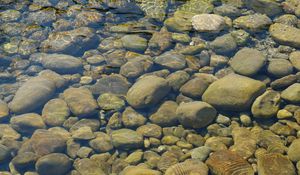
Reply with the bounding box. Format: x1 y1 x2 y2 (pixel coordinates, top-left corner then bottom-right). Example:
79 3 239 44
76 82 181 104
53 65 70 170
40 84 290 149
191 146 211 161
229 48 266 76
258 153 296 175
39 70 67 89
271 75 298 90
120 166 161 175
10 113 46 134
74 11 104 27
39 54 83 74
269 23 300 48
290 51 300 71
97 93 125 111
89 74 130 96
111 129 143 150
251 90 281 118
206 150 254 175
233 14 272 32
210 34 237 54
145 27 173 56
137 0 168 22
179 77 212 99
137 124 162 139
0 144 10 163
192 14 226 33
203 74 266 111
165 159 209 175
176 101 217 129
74 158 106 175
40 27 97 55
154 51 186 70
19 130 66 156
89 132 113 153
281 83 300 103
277 109 293 119
69 119 100 132
213 4 241 17
267 59 293 78
36 153 72 175
161 135 180 145
0 100 9 121
63 88 98 117
126 75 170 109
124 151 143 165
230 127 257 159
120 56 153 78
11 152 38 171
288 139 300 162
149 101 178 127
9 77 56 114
166 71 190 91
121 35 148 53
177 0 214 14
0 124 20 140
121 107 147 128
42 99 70 126
244 0 282 17
71 126 95 140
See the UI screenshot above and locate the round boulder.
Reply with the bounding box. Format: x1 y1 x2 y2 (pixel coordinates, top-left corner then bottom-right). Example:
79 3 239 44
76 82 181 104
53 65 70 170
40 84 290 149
202 74 266 111
126 75 170 109
229 48 266 76
36 153 72 175
176 101 217 129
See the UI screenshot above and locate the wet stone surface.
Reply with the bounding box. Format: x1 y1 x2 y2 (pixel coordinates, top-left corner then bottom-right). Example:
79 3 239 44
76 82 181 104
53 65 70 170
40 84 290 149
2 0 300 174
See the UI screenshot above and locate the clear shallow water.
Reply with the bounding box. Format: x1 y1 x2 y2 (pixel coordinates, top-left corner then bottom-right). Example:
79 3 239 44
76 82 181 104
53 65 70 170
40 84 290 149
0 0 300 175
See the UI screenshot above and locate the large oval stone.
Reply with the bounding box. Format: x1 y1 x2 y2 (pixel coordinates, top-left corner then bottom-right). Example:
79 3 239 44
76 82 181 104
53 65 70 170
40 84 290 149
111 129 143 150
126 75 170 109
63 88 98 118
9 77 56 114
36 153 72 175
202 74 266 111
176 101 217 129
40 54 83 74
10 113 46 134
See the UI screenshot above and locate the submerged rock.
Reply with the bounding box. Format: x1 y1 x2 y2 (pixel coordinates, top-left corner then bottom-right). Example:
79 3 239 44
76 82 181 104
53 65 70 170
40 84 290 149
229 48 266 76
165 159 209 175
9 77 56 114
40 27 97 55
39 54 83 74
202 74 266 111
111 129 143 150
10 113 46 134
257 153 296 175
233 14 272 32
35 153 72 175
206 150 254 175
192 14 226 33
281 83 300 103
126 75 170 109
251 90 281 118
176 101 217 129
121 35 148 53
269 23 300 48
137 0 168 22
63 88 98 118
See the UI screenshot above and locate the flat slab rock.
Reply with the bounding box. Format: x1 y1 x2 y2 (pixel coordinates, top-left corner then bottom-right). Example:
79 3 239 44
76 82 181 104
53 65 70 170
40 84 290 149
206 150 254 175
